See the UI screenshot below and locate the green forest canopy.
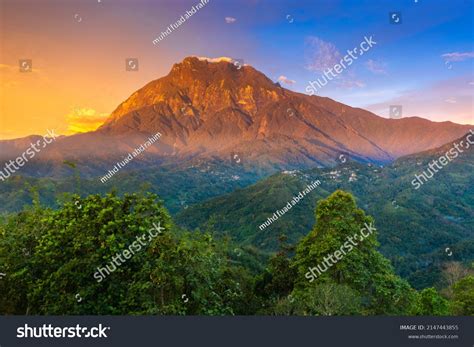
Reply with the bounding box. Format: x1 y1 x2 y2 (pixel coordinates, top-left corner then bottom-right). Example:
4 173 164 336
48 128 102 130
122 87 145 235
0 190 472 315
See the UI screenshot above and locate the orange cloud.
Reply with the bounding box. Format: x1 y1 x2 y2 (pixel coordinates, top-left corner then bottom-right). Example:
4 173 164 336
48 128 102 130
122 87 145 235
65 108 109 134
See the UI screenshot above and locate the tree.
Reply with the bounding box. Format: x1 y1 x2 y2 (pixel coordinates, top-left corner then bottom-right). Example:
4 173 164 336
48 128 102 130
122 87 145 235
416 287 450 315
254 235 297 313
292 190 417 315
291 283 361 316
442 261 471 298
450 275 474 315
0 192 251 315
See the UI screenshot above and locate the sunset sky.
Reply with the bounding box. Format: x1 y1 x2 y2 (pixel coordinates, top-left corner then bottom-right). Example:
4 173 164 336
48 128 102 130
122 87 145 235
0 0 473 140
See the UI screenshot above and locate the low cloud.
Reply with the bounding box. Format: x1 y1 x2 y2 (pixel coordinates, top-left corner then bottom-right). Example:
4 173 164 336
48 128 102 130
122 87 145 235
195 56 234 63
65 108 109 134
278 75 296 85
225 17 237 24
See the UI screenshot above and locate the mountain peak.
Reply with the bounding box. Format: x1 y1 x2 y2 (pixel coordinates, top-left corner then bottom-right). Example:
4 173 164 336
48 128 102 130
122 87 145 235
171 56 237 73
94 57 471 168
101 55 281 127
168 56 269 84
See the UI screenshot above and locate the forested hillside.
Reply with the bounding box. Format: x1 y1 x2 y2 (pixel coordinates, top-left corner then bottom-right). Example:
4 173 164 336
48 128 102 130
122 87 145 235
1 192 472 315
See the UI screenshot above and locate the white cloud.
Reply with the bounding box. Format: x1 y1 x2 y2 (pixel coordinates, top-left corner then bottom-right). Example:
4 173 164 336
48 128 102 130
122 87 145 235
365 59 387 75
441 52 474 62
225 17 237 24
195 56 234 63
304 36 366 90
277 75 296 85
338 79 366 89
445 97 457 104
304 36 341 72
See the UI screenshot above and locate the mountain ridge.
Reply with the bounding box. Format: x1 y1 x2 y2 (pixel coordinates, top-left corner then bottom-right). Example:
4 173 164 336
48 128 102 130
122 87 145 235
0 56 471 172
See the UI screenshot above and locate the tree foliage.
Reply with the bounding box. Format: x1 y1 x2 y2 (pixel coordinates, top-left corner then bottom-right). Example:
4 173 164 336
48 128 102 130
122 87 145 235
0 190 470 315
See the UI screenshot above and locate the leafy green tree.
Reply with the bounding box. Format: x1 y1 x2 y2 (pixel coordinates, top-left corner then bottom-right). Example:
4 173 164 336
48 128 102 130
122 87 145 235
415 287 450 315
292 190 417 315
254 235 297 313
148 231 245 315
3 188 469 316
0 205 48 314
450 275 474 315
0 192 252 315
0 192 173 314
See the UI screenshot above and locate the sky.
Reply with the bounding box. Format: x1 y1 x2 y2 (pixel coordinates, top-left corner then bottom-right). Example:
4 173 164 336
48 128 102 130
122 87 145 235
0 0 473 140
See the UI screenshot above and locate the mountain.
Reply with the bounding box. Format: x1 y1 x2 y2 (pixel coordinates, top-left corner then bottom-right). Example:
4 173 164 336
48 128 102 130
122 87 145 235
0 56 471 175
97 56 471 165
175 132 474 288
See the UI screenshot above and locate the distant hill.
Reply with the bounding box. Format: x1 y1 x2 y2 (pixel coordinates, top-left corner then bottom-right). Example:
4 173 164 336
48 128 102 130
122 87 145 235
175 133 474 288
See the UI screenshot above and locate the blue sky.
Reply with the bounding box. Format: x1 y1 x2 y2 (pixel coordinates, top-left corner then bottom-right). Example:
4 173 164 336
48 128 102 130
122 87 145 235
204 0 473 123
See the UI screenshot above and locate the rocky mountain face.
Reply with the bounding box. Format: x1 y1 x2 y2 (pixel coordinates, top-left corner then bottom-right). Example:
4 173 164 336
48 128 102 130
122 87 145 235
0 56 471 172
96 56 470 165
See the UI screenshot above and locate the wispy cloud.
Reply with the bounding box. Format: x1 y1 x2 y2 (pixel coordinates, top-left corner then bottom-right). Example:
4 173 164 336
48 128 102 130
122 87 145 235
304 36 366 90
225 17 237 24
304 36 341 72
444 97 457 104
277 75 296 85
363 76 474 124
0 63 41 74
337 78 366 89
365 59 387 75
441 52 474 62
0 63 47 88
